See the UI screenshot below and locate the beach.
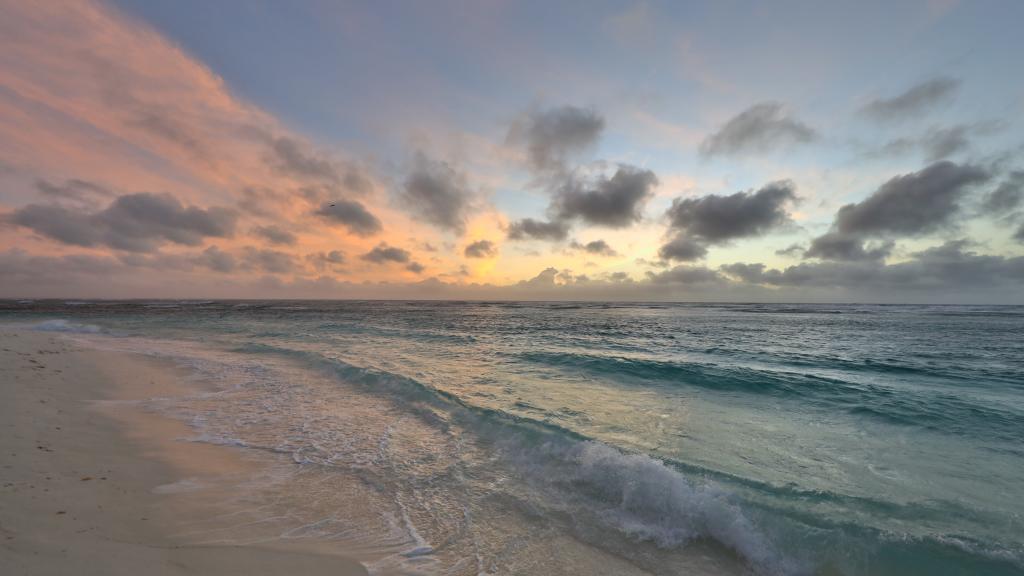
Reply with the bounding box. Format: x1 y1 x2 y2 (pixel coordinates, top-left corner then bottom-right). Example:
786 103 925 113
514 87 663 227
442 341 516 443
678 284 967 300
1 301 1022 576
0 328 367 576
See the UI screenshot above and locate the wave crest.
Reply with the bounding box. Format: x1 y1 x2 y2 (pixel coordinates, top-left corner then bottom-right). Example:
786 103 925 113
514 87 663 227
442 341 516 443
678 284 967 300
32 319 103 333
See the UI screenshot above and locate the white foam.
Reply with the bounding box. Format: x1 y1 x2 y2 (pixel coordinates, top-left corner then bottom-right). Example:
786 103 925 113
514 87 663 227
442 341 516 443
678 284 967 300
32 319 103 333
181 432 248 448
511 439 802 575
153 478 205 494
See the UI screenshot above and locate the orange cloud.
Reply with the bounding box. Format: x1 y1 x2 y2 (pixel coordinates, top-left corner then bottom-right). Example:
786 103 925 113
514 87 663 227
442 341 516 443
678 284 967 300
0 0 469 288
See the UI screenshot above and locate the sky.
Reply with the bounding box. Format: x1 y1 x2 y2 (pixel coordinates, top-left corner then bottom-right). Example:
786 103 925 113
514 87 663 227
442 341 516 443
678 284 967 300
1 0 1023 302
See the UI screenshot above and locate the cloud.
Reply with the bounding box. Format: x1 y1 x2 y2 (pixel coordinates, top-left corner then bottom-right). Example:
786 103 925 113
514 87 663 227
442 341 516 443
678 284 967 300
804 232 893 262
805 161 991 263
922 125 972 162
130 111 209 159
315 200 382 236
251 224 297 245
658 235 708 262
108 244 298 276
361 243 423 272
241 247 296 274
775 243 805 257
517 267 559 287
1015 224 1024 243
306 250 346 272
727 240 1024 292
266 136 371 192
361 243 412 263
569 239 618 257
401 154 473 233
831 161 989 237
699 102 816 157
875 124 992 162
3 238 1023 302
194 246 236 273
464 239 497 258
35 178 112 204
268 137 338 182
861 77 959 120
9 192 237 252
665 180 797 243
507 218 571 241
509 105 605 174
554 165 657 227
0 249 122 286
658 181 796 262
719 262 768 284
980 171 1024 214
647 265 724 285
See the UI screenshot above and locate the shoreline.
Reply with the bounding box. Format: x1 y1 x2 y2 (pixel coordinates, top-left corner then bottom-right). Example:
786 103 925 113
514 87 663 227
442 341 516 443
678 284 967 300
0 328 368 575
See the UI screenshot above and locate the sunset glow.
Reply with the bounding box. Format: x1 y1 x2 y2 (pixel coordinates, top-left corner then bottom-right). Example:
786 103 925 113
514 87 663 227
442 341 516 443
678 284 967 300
2 0 1023 302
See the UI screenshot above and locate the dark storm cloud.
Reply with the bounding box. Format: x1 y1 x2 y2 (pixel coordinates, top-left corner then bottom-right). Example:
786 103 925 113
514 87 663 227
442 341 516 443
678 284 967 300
361 243 423 273
804 232 893 262
507 218 571 241
510 105 605 174
554 165 657 227
699 102 816 157
665 181 797 243
1015 224 1024 243
401 154 473 233
464 239 497 258
570 239 618 257
8 192 237 252
861 77 960 120
980 171 1024 214
832 161 989 237
251 224 297 246
657 235 708 262
315 200 382 236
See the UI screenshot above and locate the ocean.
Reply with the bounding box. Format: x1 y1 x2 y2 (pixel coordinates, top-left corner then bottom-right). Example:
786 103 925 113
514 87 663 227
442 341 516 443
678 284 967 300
3 300 1022 575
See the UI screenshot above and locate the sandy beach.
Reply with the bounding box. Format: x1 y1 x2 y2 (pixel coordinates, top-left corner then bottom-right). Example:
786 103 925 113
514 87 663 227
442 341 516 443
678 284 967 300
0 328 367 576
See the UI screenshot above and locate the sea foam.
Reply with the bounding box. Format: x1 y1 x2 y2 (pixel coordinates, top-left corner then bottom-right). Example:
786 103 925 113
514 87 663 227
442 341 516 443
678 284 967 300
32 319 103 333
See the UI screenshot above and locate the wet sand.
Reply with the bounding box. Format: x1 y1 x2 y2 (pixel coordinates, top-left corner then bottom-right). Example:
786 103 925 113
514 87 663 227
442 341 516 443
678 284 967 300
0 329 367 575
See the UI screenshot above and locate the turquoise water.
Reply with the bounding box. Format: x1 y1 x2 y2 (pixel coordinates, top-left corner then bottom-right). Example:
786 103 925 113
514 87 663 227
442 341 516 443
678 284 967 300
4 301 1023 575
